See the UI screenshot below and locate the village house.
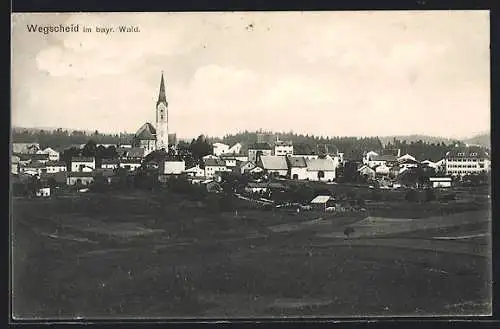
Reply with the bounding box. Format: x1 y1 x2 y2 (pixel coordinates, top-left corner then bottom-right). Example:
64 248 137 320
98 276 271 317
357 164 376 180
212 142 230 156
305 156 337 181
248 143 273 163
36 147 60 161
119 158 142 172
421 160 438 169
245 182 268 194
374 163 391 176
204 158 228 178
29 153 50 164
22 161 47 176
184 165 205 178
274 140 294 156
67 172 94 186
45 161 67 173
287 156 308 180
445 147 490 176
310 195 336 212
35 187 51 198
429 177 452 188
101 158 120 170
117 147 145 159
71 157 96 172
12 143 41 154
398 158 420 170
162 160 186 175
11 155 20 175
237 161 257 175
258 155 289 177
397 153 417 162
220 154 238 168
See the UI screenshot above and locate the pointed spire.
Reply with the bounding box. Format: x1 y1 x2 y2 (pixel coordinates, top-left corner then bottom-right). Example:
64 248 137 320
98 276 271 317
157 71 167 105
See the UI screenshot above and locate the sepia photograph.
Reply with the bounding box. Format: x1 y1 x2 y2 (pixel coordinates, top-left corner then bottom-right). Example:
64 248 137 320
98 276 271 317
10 11 491 319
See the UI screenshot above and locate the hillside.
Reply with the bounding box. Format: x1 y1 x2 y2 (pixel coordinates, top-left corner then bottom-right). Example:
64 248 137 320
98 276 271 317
462 133 490 148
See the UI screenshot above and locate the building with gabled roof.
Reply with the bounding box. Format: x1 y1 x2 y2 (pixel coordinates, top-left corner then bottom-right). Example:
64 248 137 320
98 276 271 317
287 155 307 180
248 142 272 163
258 155 288 177
444 146 490 176
71 157 95 172
305 156 337 182
203 158 228 178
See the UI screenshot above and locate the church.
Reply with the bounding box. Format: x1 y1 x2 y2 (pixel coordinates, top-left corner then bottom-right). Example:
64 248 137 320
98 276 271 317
133 72 177 156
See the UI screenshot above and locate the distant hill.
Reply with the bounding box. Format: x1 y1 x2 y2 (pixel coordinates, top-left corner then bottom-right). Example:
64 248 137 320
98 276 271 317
462 133 490 149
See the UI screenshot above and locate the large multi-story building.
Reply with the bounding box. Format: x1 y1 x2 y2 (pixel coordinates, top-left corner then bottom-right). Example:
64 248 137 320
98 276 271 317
445 147 490 176
274 140 294 156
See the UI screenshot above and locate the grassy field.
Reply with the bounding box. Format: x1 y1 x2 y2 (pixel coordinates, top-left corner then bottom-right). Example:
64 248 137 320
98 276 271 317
11 190 492 319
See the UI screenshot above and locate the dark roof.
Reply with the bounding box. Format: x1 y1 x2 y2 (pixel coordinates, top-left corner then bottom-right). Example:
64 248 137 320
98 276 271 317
275 140 293 147
120 158 142 164
25 161 46 169
204 158 226 167
287 156 307 168
372 155 397 162
445 147 489 159
45 160 66 167
102 158 119 164
248 142 272 150
117 147 145 158
135 123 156 140
40 171 67 183
68 172 95 178
72 157 95 162
29 153 49 161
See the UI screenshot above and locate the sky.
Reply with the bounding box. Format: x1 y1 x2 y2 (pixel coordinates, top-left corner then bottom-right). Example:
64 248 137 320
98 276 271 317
11 11 490 139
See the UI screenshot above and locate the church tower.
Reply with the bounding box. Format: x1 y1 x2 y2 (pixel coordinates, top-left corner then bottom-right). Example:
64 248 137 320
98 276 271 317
155 72 169 151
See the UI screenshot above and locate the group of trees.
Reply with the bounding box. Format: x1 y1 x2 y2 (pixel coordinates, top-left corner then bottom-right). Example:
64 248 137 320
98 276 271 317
60 140 119 169
12 128 134 149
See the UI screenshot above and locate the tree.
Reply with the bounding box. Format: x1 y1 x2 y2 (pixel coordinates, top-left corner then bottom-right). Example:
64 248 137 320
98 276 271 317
81 140 98 158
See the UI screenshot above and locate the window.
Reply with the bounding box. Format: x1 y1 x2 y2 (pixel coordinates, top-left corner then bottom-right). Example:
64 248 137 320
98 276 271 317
471 152 477 156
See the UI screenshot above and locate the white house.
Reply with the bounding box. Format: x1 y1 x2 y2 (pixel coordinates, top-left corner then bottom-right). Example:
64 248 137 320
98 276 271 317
163 160 186 175
445 147 490 176
71 157 96 172
274 140 294 156
220 155 238 167
213 142 230 156
184 165 205 177
35 187 51 197
397 153 417 162
67 172 94 186
363 151 379 165
37 147 60 161
367 155 398 169
398 158 420 170
305 157 337 181
238 161 256 175
421 160 438 169
358 165 376 180
287 156 307 180
101 159 120 170
22 161 47 176
119 159 142 172
45 161 67 173
204 158 228 178
429 177 452 188
375 163 391 175
258 155 289 177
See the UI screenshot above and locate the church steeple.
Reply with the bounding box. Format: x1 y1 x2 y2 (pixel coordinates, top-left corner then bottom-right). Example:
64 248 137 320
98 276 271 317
157 71 167 107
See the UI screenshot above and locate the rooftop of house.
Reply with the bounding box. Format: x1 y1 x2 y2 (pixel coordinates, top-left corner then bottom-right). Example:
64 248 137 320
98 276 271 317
287 156 307 168
101 158 120 164
305 158 336 171
204 158 226 167
259 155 288 170
29 153 50 161
117 147 145 158
371 154 398 162
135 122 156 140
310 195 332 204
71 156 95 162
25 161 46 169
275 140 293 147
68 172 95 178
445 147 489 159
248 142 272 150
45 160 67 167
398 158 420 165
